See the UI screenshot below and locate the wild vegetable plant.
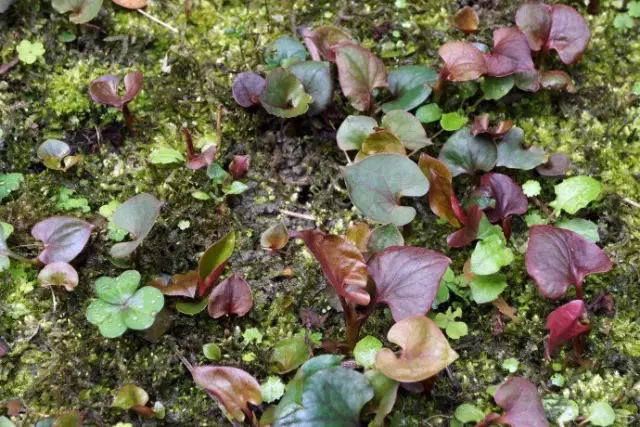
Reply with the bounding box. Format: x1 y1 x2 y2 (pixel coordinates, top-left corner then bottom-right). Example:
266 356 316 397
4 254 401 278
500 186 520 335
89 71 143 133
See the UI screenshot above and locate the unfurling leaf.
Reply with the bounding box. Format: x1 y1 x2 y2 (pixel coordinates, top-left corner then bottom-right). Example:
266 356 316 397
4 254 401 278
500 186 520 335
198 231 235 296
471 114 513 138
336 115 377 151
483 27 535 77
536 152 570 176
526 225 612 299
364 370 399 427
447 204 484 248
37 262 79 291
368 246 451 321
89 71 143 110
112 384 149 410
344 153 429 226
302 25 353 61
32 216 94 264
418 154 461 227
261 222 289 250
208 275 253 318
439 41 487 81
496 127 546 170
232 72 266 108
475 173 528 223
549 175 601 215
381 65 438 112
375 316 458 382
545 299 590 360
438 127 497 177
381 110 431 150
37 139 81 171
453 6 479 33
333 42 388 112
229 155 250 180
259 68 313 118
109 193 163 258
291 230 369 305
290 61 333 115
191 366 262 422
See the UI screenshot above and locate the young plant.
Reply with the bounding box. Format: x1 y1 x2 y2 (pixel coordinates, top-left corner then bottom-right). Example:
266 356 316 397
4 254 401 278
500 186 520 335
545 299 591 360
476 377 548 427
36 139 82 172
89 71 143 133
109 193 163 258
52 0 103 24
112 384 165 419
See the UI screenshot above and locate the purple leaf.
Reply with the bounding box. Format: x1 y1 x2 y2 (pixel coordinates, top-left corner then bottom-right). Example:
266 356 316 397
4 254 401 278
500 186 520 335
367 246 451 321
536 152 571 176
526 225 612 300
471 114 513 138
476 173 528 223
208 275 253 319
447 205 483 248
439 41 487 82
491 377 549 427
31 216 94 264
229 155 250 180
545 299 590 360
484 27 535 77
232 72 266 108
89 71 143 110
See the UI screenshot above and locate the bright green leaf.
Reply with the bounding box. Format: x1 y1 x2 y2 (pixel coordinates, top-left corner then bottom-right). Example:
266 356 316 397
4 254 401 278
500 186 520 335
613 13 634 30
556 218 599 243
224 181 249 195
586 402 616 426
502 357 519 373
549 176 601 215
261 376 286 404
416 103 442 124
0 173 24 201
353 336 383 368
455 404 485 423
471 234 514 275
16 40 45 64
470 274 507 304
446 321 468 339
149 147 184 165
203 343 222 360
270 335 310 374
175 298 208 315
243 327 263 344
440 111 468 131
522 180 542 197
112 384 149 410
364 370 399 427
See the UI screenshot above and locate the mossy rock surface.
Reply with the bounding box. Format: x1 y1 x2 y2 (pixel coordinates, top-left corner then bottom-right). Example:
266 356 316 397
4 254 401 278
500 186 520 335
1 0 639 425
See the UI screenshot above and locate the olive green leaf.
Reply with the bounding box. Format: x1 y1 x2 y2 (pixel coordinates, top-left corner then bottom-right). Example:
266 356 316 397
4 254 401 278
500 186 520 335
438 127 497 177
260 68 313 118
381 65 438 112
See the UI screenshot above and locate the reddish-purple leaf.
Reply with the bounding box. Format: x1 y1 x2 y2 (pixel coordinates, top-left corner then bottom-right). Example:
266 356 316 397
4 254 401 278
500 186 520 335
439 41 487 82
186 146 217 171
191 366 262 422
418 154 462 228
446 205 483 248
150 271 199 298
367 246 451 321
539 70 575 92
545 299 591 360
232 72 266 108
515 3 551 51
484 27 535 77
89 71 143 110
526 225 612 300
292 230 370 306
32 217 94 264
471 114 513 138
476 173 528 223
492 377 549 427
229 155 250 180
37 261 79 291
0 337 10 357
302 25 353 61
207 274 253 319
536 152 570 176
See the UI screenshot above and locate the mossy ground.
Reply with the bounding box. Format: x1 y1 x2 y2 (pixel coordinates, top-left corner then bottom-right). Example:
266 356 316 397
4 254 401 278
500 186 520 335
1 0 639 425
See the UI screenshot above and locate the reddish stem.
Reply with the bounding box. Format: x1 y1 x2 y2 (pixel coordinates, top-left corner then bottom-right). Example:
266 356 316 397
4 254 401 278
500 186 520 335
122 104 135 135
433 66 449 102
182 127 197 161
341 298 362 352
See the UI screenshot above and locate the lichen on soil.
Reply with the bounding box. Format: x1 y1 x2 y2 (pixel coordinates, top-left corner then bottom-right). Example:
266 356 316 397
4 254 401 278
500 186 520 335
0 0 639 425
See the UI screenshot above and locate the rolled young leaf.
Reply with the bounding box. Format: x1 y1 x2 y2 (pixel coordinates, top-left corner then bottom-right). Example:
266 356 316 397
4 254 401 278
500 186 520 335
545 299 591 360
259 68 313 118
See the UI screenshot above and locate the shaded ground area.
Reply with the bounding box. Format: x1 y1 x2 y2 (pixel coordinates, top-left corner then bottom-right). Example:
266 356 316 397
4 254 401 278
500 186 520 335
1 0 639 425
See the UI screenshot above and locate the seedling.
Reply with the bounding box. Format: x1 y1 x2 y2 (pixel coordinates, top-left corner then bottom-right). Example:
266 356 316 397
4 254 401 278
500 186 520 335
52 0 102 24
37 139 82 172
112 384 165 419
109 193 163 259
16 40 45 64
89 71 143 133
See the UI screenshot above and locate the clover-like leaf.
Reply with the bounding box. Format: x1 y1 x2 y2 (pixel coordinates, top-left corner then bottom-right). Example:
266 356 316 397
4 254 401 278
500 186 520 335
472 114 513 138
38 262 78 291
418 154 461 227
364 370 399 427
375 316 458 382
302 25 353 61
270 334 310 374
191 366 262 422
549 175 601 215
32 216 94 264
89 71 143 110
381 65 438 112
355 129 406 161
291 230 369 305
516 2 590 65
207 275 253 319
526 225 612 299
264 36 307 68
438 127 497 177
545 299 590 360
261 222 289 250
289 61 333 116
273 366 374 426
381 110 431 150
109 193 163 258
232 72 266 108
112 384 149 410
259 68 313 118
476 173 528 223
453 6 479 33
439 41 487 81
483 27 535 77
366 224 404 254
368 246 451 321
537 152 570 176
345 153 429 226
52 0 102 24
336 115 377 151
496 127 545 170
198 231 235 296
333 42 388 112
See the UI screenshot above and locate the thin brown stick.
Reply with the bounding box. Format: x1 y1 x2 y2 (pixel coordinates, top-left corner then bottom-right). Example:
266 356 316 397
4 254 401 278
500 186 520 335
0 57 19 76
279 209 316 221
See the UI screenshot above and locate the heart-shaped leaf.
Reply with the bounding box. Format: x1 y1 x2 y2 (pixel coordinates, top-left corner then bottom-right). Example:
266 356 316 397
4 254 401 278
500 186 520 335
545 299 590 360
112 384 149 410
270 334 310 374
273 366 374 426
536 152 570 176
261 222 290 250
418 154 461 227
367 246 451 321
89 71 142 109
344 153 429 226
291 230 369 305
37 262 78 291
440 111 468 131
198 231 235 296
526 225 612 299
232 72 266 108
453 6 479 33
302 25 353 61
481 75 515 100
336 115 377 151
355 129 406 161
484 377 548 427
207 275 253 318
52 0 103 24
470 273 507 304
416 103 443 124
476 173 528 223
333 42 388 112
264 36 307 68
471 114 513 138
150 271 198 298
483 27 535 77
539 70 576 92
375 316 458 382
110 193 163 258
514 69 541 92
438 127 497 177
381 110 431 150
439 41 487 81
381 65 438 112
367 224 404 254
259 68 313 118
32 216 94 264
496 127 546 170
191 366 262 422
289 61 333 115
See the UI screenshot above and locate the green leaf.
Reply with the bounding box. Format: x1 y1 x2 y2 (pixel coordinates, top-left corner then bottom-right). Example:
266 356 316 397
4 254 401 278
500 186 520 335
556 218 599 243
381 110 431 150
355 130 405 161
586 402 615 426
1 222 13 239
110 193 163 258
455 404 485 423
289 61 332 116
37 139 72 170
273 366 374 426
149 147 184 165
629 1 640 17
336 115 377 151
198 231 235 284
224 181 249 195
16 40 45 64
416 103 442 124
264 36 307 69
495 127 545 170
112 384 149 410
95 270 141 304
438 128 497 177
367 224 404 254
613 13 634 30
262 376 286 404
481 76 515 100
58 31 76 42
353 336 382 368
501 357 519 373
470 274 507 304
551 373 565 387
344 153 429 226
243 327 263 344
633 81 640 96
525 212 548 227
260 68 313 118
363 370 399 427
175 298 208 315
207 162 229 185
381 65 438 112
270 335 310 374
522 180 541 197
458 81 479 100
122 286 164 330
0 416 14 427
86 300 128 338
471 234 514 275
203 342 222 360
543 398 578 427
440 111 468 131
549 176 601 215
0 173 24 201
445 321 468 339
52 0 103 24
191 190 211 200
